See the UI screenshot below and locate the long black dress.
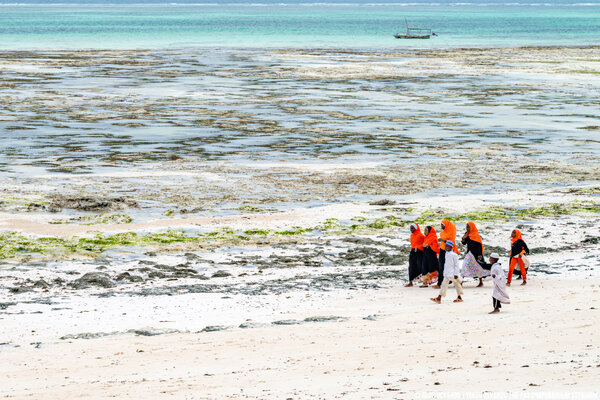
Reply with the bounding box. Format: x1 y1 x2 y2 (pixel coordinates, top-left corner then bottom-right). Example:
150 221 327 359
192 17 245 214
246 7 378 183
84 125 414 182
408 248 423 281
422 247 439 276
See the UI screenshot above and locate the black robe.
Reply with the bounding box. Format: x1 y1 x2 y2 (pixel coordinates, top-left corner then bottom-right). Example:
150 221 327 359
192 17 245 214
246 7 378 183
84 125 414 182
510 238 530 258
422 247 439 275
408 248 423 281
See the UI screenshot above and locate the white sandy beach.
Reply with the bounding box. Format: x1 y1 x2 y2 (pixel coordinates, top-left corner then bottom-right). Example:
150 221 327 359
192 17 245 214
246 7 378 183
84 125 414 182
2 277 599 399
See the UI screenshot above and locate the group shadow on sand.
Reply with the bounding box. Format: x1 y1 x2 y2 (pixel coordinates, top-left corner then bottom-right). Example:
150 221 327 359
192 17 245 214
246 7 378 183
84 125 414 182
405 221 530 314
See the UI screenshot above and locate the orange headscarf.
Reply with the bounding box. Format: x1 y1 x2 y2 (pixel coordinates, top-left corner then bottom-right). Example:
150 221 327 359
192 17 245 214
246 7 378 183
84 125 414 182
423 226 440 254
466 221 484 252
440 220 459 254
511 229 522 244
410 223 425 251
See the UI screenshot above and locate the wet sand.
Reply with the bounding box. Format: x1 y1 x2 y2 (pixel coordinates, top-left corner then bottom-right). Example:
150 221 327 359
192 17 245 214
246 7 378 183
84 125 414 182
2 278 599 399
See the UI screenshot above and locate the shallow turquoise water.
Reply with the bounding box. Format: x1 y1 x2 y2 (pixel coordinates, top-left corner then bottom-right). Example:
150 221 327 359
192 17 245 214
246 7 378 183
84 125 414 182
1 3 599 49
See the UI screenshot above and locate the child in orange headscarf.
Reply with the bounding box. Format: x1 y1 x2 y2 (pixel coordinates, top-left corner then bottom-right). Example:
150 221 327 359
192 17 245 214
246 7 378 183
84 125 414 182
421 226 440 287
507 229 529 286
433 219 459 289
406 223 425 287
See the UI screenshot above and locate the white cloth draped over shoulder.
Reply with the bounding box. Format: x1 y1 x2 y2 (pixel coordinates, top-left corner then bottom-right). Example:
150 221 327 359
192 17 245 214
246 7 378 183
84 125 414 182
491 262 510 304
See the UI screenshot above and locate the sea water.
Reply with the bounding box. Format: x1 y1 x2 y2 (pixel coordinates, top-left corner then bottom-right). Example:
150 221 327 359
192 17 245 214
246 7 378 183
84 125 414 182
1 1 599 50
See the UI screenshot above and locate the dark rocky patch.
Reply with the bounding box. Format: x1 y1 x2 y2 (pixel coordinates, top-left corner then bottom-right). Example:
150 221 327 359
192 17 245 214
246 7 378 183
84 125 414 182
147 271 167 279
0 302 17 310
115 272 144 283
303 315 347 323
47 196 138 213
70 272 115 289
581 236 600 245
238 321 268 329
33 279 50 288
200 325 229 332
53 277 66 285
369 199 396 206
338 246 406 266
272 319 303 325
211 270 232 278
127 328 181 336
9 285 32 294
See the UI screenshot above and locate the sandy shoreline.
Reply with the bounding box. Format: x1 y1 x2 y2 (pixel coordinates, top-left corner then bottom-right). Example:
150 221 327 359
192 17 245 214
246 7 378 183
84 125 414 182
2 277 599 399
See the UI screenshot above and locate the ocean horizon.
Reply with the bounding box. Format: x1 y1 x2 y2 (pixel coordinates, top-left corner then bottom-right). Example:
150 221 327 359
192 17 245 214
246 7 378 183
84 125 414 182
1 1 599 49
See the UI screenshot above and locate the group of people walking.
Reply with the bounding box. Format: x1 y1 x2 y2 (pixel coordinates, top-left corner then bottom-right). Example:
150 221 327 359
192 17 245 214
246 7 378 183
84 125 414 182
405 221 530 314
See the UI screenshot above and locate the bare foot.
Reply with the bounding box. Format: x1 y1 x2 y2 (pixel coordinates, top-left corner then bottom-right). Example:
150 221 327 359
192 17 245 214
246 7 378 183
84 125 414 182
488 309 500 314
453 298 463 303
521 281 527 286
430 297 441 304
506 282 511 287
404 282 413 287
431 285 440 289
476 280 483 288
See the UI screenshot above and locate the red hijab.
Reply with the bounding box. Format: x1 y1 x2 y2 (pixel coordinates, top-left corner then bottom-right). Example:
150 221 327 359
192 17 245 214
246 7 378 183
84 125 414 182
423 226 440 254
511 229 522 244
440 220 459 254
466 222 483 252
410 223 425 251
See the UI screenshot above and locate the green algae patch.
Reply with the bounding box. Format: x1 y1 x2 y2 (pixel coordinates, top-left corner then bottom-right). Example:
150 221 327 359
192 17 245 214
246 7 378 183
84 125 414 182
235 205 278 213
243 228 271 236
0 196 45 204
0 230 203 260
365 215 404 229
50 213 133 225
1 201 597 261
0 232 74 259
510 202 600 218
0 195 48 212
139 230 199 244
275 227 314 235
570 69 600 75
315 218 342 232
201 227 237 240
0 227 302 260
570 186 600 195
414 202 600 224
413 208 448 225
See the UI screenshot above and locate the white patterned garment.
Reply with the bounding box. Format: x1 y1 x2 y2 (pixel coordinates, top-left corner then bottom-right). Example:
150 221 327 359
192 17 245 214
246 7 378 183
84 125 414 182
491 262 510 304
461 252 491 278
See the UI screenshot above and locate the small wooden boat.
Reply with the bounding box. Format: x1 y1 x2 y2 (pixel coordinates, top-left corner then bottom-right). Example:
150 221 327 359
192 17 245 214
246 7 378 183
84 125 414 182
394 18 434 39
